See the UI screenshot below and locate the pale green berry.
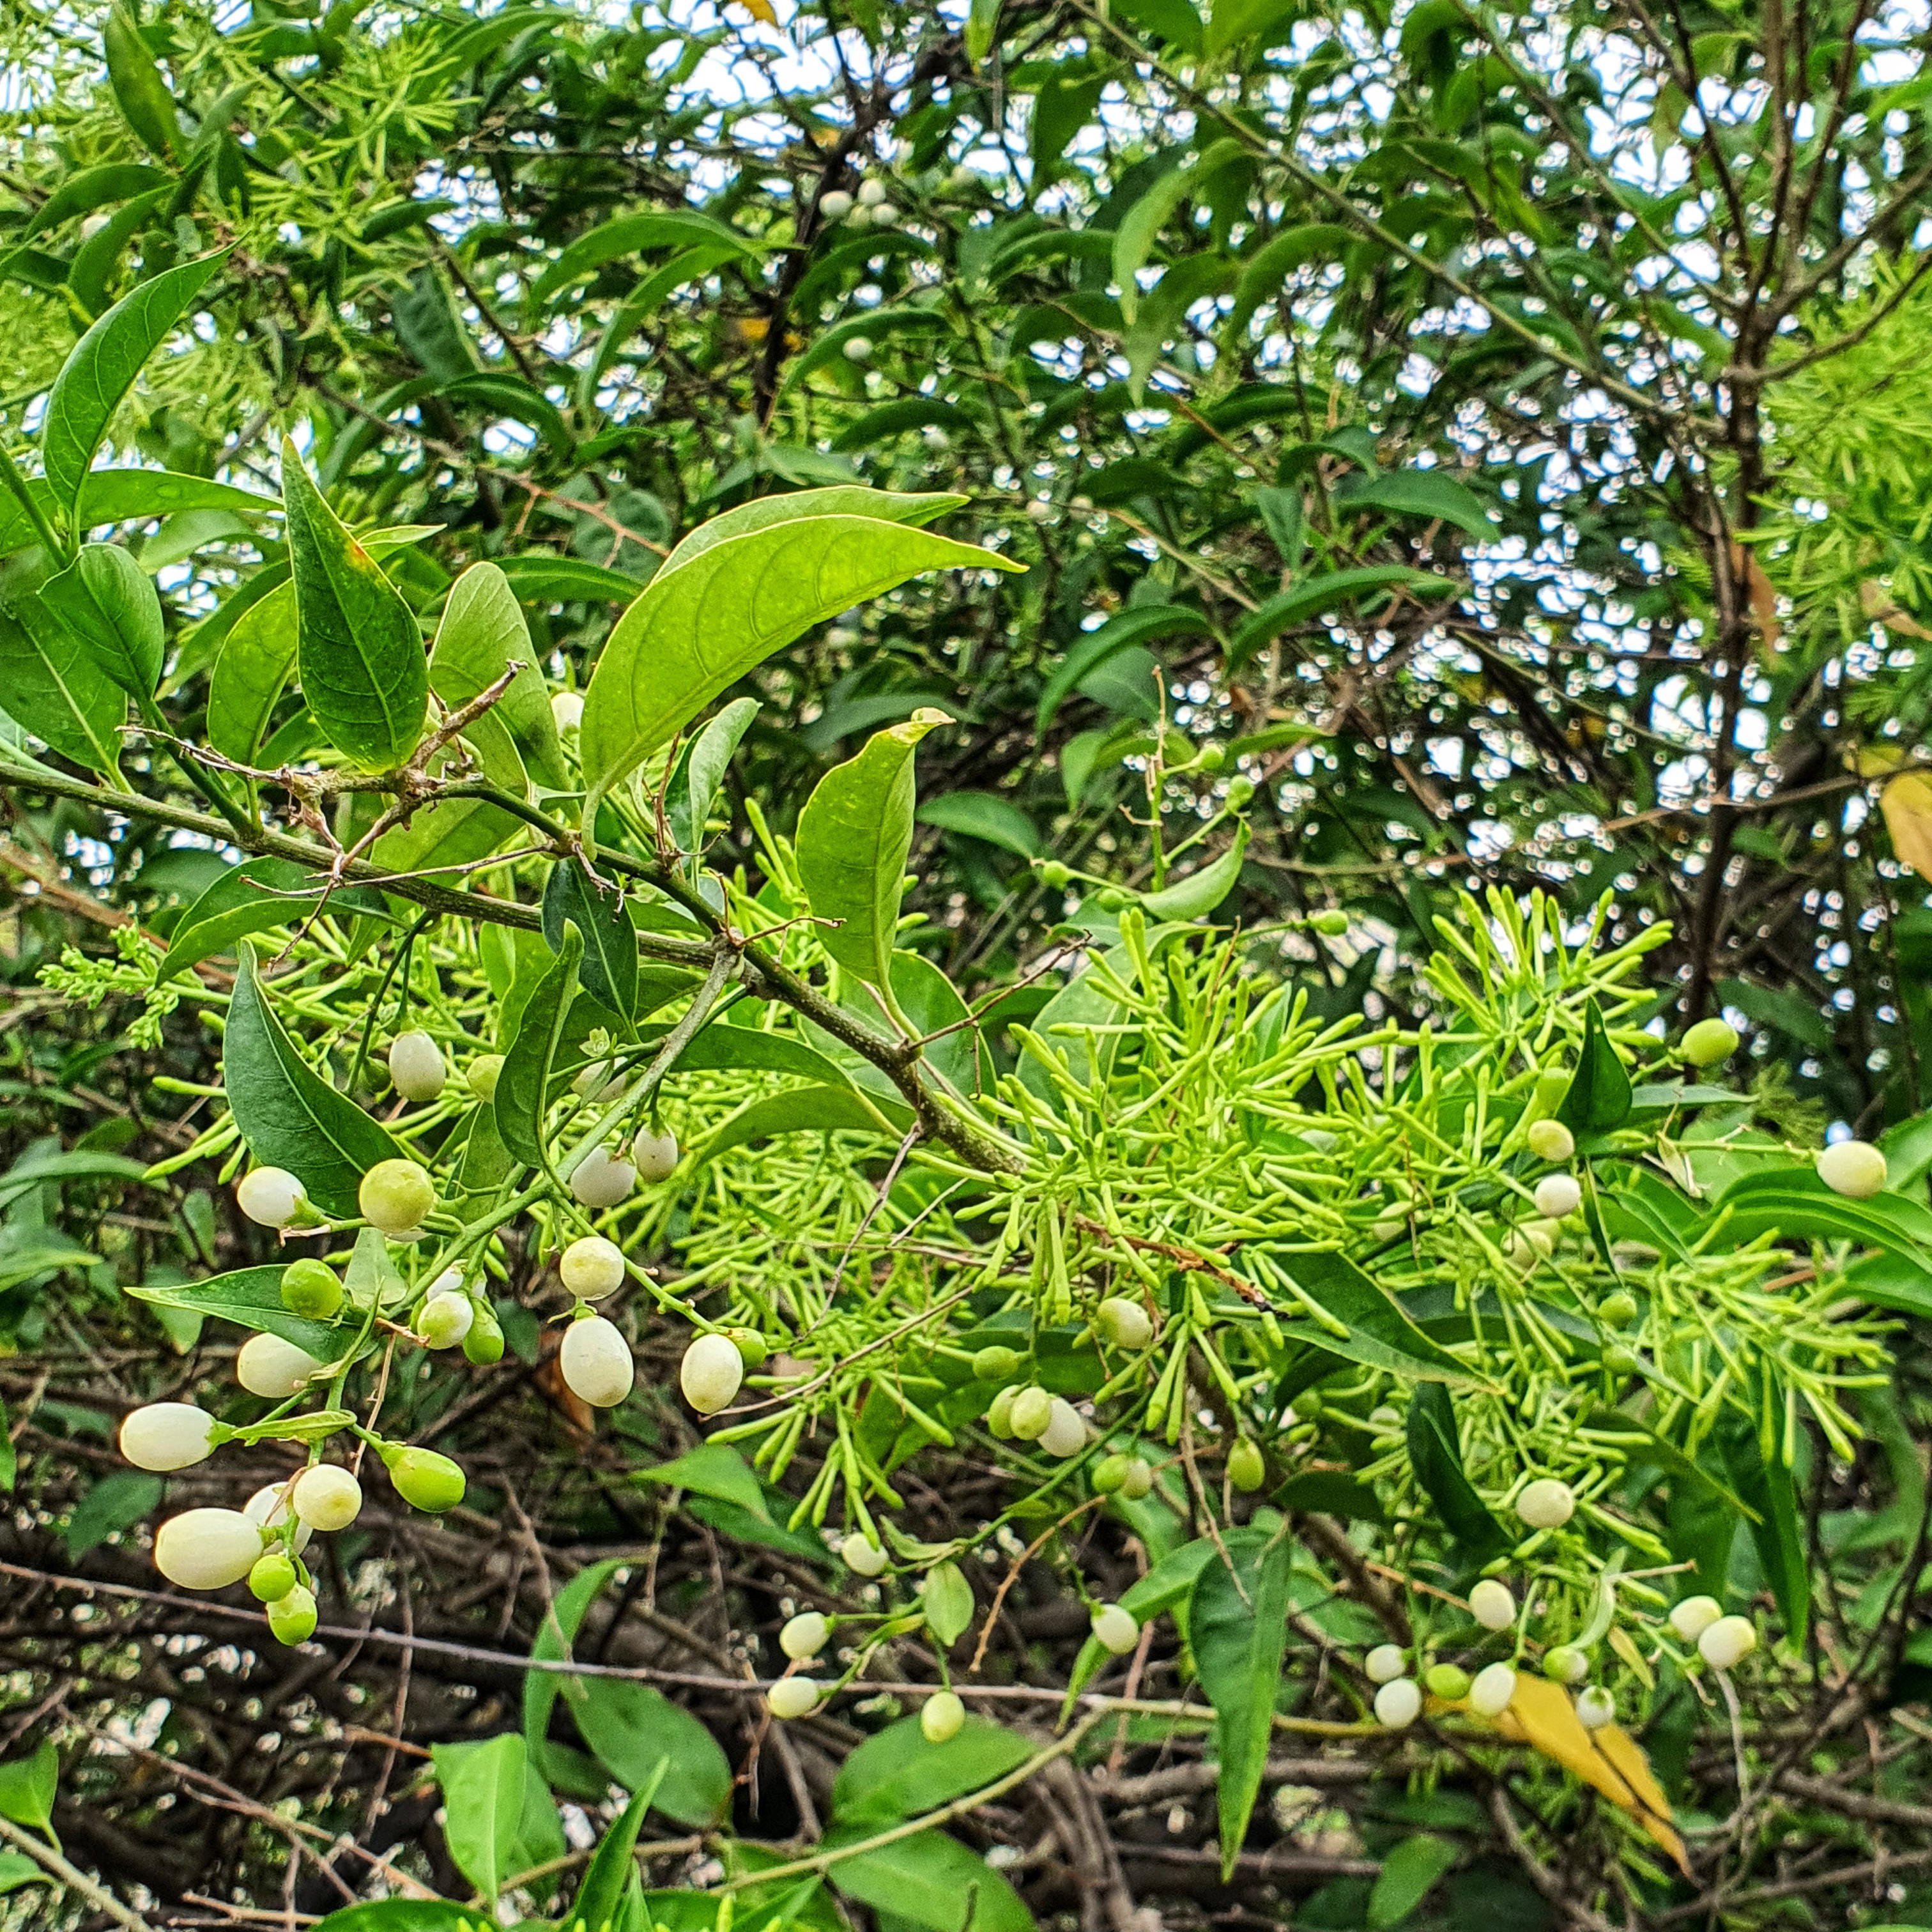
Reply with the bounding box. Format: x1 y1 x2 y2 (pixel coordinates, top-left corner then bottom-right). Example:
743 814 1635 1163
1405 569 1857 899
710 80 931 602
382 1445 466 1513
237 1333 325 1399
120 1402 217 1472
1469 1578 1515 1631
1667 1595 1722 1643
779 1613 829 1661
1039 1397 1085 1458
1091 1452 1131 1495
840 1533 888 1577
1598 1290 1639 1327
767 1676 820 1719
921 1690 965 1743
1227 1439 1266 1493
243 1483 310 1552
292 1464 362 1532
359 1158 436 1236
570 1145 636 1208
680 1333 744 1414
1525 1119 1574 1162
1575 1686 1615 1729
986 1386 1018 1438
1374 1679 1421 1728
1682 1018 1738 1066
551 690 584 733
1533 1174 1581 1219
726 1326 768 1368
560 1314 633 1408
466 1055 505 1101
1542 1644 1588 1684
463 1301 504 1365
249 1552 298 1602
267 1584 319 1645
1468 1662 1516 1717
1008 1386 1053 1441
155 1509 266 1590
819 190 854 219
1115 1456 1153 1499
1365 1644 1406 1683
857 178 887 207
632 1126 679 1183
418 1291 473 1349
972 1345 1023 1382
387 1031 446 1103
560 1234 626 1300
1096 1297 1153 1349
843 335 874 362
1515 1478 1575 1531
1698 1615 1757 1670
280 1258 342 1320
1091 1604 1139 1655
1424 1663 1470 1701
1817 1139 1887 1199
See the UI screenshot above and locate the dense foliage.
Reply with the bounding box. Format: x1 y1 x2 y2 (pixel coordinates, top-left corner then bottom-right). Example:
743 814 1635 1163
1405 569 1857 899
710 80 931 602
3 3 1932 1931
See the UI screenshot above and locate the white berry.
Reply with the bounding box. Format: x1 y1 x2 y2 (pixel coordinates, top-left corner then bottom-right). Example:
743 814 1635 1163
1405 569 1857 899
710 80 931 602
1096 1297 1152 1349
1667 1595 1722 1642
1039 1397 1086 1459
154 1508 266 1590
1698 1614 1757 1670
1468 1662 1517 1717
1469 1578 1515 1632
841 1533 887 1576
236 1167 307 1229
551 690 584 732
560 1234 626 1300
569 1145 636 1209
921 1690 965 1743
291 1464 362 1531
1365 1644 1407 1683
1526 1118 1574 1162
1533 1174 1581 1219
388 1031 447 1103
1091 1604 1139 1655
857 178 887 206
681 1333 744 1414
631 1127 679 1183
560 1314 634 1407
237 1333 325 1399
1374 1678 1422 1728
1817 1139 1887 1199
1515 1478 1576 1531
819 190 854 220
843 335 873 362
767 1676 820 1719
120 1402 217 1472
418 1291 473 1349
1575 1686 1615 1729
243 1482 312 1552
779 1612 829 1660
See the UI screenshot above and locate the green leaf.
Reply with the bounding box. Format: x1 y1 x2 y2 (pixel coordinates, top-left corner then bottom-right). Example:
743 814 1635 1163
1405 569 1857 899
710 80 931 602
41 252 229 537
1556 1000 1634 1136
916 791 1040 859
1062 1538 1215 1714
282 441 429 769
65 1470 162 1559
494 925 582 1169
0 470 268 560
579 513 1012 830
1369 1834 1460 1928
1225 224 1354 341
1406 1381 1510 1563
1189 1528 1296 1878
693 1085 894 1164
777 307 948 401
641 1018 854 1090
572 1779 663 1932
1206 0 1301 52
224 940 406 1218
1717 1407 1809 1640
1140 822 1249 920
39 542 164 700
1036 606 1215 735
159 857 387 981
21 163 169 243
831 1715 1033 1825
1712 1169 1932 1314
127 1264 348 1358
1227 568 1459 671
431 1734 527 1905
669 694 760 855
524 1558 623 1784
1111 0 1204 50
0 591 124 773
529 210 760 309
1333 468 1492 538
206 579 295 762
661 486 963 572
0 1740 57 1832
1267 1250 1483 1385
494 554 643 605
797 710 951 991
1114 141 1243 321
431 562 565 788
827 1829 1036 1932
0 1853 50 1896
966 0 1003 60
638 1441 771 1521
565 1678 732 1828
922 1560 976 1646
542 868 637 1023
308 1903 492 1932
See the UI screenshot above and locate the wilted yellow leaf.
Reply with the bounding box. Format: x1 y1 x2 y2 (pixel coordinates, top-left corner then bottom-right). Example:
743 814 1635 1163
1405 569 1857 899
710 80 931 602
1595 1724 1689 1876
733 0 779 22
1882 773 1932 878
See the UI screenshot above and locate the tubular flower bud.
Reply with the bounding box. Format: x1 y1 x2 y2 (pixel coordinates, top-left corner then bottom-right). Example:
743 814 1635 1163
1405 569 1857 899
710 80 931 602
120 1402 218 1472
292 1464 363 1532
237 1333 325 1399
155 1509 266 1590
560 1315 634 1408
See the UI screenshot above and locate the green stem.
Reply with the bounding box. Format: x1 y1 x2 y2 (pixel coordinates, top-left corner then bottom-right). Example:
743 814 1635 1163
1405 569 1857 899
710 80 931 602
0 440 70 562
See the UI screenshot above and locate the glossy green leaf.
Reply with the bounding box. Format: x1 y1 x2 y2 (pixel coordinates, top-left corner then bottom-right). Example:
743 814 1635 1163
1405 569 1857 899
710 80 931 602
494 924 581 1168
38 541 162 700
0 1739 56 1831
1407 1380 1510 1563
431 1733 526 1905
1112 0 1204 49
565 1678 732 1827
916 790 1039 859
0 591 124 772
827 1828 1036 1932
1369 1834 1460 1928
529 210 760 309
494 553 642 605
1556 1000 1634 1135
42 252 229 538
0 1853 50 1896
1225 223 1354 339
693 1085 894 1163
579 513 1011 829
127 1264 348 1359
1036 606 1215 735
668 694 759 855
282 442 428 769
1190 1527 1296 1878
1114 141 1243 321
831 1715 1033 1825
307 1908 494 1932
640 1017 853 1089
1267 1249 1482 1385
0 1147 151 1211
206 581 296 762
158 857 386 982
638 1441 772 1521
797 709 951 990
966 0 1003 60
0 469 268 559
541 866 636 1023
659 487 962 573
1333 466 1492 537
1717 1407 1810 1639
524 1558 623 1782
21 163 168 243
1140 822 1249 919
572 1779 663 1932
1227 568 1459 671
65 1469 161 1559
224 940 406 1216
431 562 565 787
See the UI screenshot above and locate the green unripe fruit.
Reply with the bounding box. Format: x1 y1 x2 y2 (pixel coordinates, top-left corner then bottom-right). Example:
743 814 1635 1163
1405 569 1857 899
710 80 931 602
280 1259 343 1321
1096 887 1130 912
1227 1438 1266 1493
1008 1386 1053 1441
1602 1342 1641 1374
725 1326 769 1369
359 1158 436 1236
417 1291 473 1350
1598 1290 1639 1327
1682 1018 1739 1067
267 1584 318 1645
1424 1663 1471 1701
986 1386 1018 1438
1290 1391 1324 1421
1115 1455 1153 1499
1542 1644 1588 1685
387 1030 447 1103
973 1345 1023 1382
1091 1452 1131 1495
463 1301 505 1365
1533 1068 1571 1113
1096 1297 1153 1350
1225 775 1255 808
921 1690 965 1743
1526 1118 1575 1163
1311 909 1350 936
1196 744 1227 773
249 1552 298 1602
466 1055 505 1101
1038 861 1072 890
1818 1138 1887 1199
382 1445 466 1514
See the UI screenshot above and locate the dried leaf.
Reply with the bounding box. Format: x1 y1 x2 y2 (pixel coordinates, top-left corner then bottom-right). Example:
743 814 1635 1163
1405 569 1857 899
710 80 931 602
1881 773 1932 878
734 0 779 20
1594 1724 1690 1876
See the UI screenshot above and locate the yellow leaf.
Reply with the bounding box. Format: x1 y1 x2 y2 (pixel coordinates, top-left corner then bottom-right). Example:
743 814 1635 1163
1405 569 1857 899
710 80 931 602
1595 1724 1690 1876
1882 774 1932 878
733 0 779 20
1607 1625 1653 1690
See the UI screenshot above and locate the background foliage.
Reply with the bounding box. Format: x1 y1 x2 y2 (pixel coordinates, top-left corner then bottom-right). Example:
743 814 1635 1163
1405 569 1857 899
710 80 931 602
4 1 1932 1929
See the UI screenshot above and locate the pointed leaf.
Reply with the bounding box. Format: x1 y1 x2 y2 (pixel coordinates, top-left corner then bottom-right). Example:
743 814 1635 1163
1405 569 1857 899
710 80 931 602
207 579 296 762
579 514 1012 828
1368 1835 1459 1929
1406 1382 1509 1563
40 542 164 700
282 442 428 769
494 924 582 1168
0 1740 57 1832
542 868 637 1023
572 1778 663 1932
224 941 406 1216
126 1265 346 1358
565 1678 731 1827
826 1830 1036 1932
797 710 951 990
831 1716 1033 1826
159 857 387 981
692 1085 895 1164
1140 822 1249 920
431 562 565 787
1556 1000 1634 1135
431 1734 526 1905
0 592 123 772
42 251 229 535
